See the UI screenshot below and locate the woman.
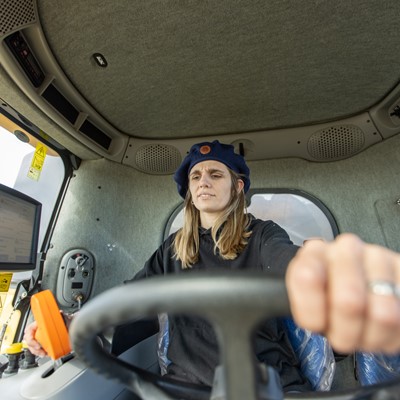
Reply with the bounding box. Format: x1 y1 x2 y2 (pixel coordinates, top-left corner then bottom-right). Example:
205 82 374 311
25 140 400 390
131 140 310 391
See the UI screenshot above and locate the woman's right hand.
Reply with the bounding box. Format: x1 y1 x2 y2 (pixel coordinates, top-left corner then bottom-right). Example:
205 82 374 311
24 321 48 357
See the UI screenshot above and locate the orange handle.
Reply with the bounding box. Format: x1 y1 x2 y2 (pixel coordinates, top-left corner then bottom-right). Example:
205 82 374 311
30 290 71 360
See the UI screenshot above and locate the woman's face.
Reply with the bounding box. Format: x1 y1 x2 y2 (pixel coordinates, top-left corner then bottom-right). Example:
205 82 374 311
188 160 244 225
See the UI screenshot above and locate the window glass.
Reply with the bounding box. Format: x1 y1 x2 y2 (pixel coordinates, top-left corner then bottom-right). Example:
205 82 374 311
246 193 336 245
166 191 337 245
0 114 65 352
0 125 64 250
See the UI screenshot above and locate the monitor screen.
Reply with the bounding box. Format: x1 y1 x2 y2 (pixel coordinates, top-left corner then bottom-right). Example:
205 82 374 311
0 183 41 271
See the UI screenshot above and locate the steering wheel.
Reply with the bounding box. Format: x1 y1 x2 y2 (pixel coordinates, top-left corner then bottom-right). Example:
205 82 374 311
69 273 400 400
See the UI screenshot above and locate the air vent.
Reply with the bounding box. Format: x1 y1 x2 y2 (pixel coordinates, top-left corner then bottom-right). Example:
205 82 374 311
42 84 79 124
0 0 36 37
135 144 182 174
5 31 45 87
307 125 365 161
79 120 112 150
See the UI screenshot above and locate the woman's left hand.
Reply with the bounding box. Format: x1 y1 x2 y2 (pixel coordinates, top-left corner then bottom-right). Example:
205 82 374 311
286 233 400 354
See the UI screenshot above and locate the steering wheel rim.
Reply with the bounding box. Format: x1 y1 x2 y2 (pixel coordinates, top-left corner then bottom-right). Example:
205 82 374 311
69 273 400 400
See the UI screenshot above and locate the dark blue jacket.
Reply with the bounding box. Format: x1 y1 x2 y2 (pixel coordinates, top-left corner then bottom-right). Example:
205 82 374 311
131 216 311 392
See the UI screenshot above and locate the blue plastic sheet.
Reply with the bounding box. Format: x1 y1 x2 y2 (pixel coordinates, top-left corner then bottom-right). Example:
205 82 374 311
283 318 335 391
356 352 400 386
157 313 171 375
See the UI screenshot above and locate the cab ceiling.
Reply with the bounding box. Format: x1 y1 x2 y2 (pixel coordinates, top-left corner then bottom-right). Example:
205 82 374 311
36 0 400 139
1 1 400 169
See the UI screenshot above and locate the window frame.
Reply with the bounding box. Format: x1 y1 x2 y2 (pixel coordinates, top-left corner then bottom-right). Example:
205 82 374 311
0 102 77 257
0 101 77 347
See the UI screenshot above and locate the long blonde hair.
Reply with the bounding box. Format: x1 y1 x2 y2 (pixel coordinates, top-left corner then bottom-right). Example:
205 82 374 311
173 169 252 268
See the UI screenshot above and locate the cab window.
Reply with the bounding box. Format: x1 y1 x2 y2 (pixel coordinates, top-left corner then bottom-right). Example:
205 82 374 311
165 190 338 244
0 111 66 352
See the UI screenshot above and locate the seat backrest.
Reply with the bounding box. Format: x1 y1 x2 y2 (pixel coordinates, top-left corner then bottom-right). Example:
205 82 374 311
157 313 336 390
157 313 171 375
282 318 335 391
158 314 400 390
356 352 400 386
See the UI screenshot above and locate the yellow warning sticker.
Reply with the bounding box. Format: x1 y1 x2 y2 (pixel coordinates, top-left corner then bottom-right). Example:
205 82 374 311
0 273 13 292
28 143 47 181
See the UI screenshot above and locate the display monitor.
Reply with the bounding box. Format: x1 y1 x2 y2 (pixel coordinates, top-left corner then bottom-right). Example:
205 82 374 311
0 183 41 271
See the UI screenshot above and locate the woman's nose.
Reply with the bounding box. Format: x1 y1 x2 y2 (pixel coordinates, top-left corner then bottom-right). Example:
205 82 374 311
199 174 210 187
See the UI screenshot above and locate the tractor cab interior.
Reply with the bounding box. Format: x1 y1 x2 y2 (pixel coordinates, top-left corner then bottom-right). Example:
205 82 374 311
0 1 400 399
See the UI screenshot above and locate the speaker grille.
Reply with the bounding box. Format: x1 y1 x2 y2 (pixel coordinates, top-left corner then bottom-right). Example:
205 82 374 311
135 144 182 174
308 125 365 160
0 0 36 37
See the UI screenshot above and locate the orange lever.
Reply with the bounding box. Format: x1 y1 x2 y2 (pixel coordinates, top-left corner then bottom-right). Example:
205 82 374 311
30 290 71 360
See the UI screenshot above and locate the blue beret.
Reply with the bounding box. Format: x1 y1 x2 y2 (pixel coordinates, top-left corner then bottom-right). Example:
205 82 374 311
173 140 250 198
